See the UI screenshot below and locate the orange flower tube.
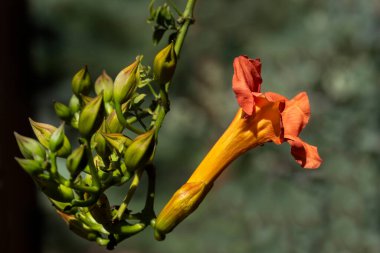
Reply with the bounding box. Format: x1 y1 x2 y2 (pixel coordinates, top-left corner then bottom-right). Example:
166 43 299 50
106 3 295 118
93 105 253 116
154 56 322 240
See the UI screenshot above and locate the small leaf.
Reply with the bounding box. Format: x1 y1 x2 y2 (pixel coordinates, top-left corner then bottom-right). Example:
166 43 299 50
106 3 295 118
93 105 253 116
153 27 167 45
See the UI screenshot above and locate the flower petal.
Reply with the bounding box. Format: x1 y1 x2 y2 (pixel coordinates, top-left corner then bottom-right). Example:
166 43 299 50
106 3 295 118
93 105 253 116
281 92 310 136
264 92 288 103
286 135 322 169
232 56 262 116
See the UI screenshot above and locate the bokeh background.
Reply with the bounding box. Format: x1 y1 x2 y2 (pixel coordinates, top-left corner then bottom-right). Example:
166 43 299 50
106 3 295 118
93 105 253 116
1 0 380 252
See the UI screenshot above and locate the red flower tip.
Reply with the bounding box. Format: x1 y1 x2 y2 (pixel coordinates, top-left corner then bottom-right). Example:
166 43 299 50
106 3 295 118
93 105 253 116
265 91 321 169
232 55 262 116
286 136 323 169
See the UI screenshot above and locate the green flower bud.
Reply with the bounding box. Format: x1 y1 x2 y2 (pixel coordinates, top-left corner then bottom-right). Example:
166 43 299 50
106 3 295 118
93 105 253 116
49 123 65 152
78 93 104 137
106 110 123 133
95 70 113 102
29 118 72 157
80 94 94 105
153 42 177 84
56 138 72 157
54 102 71 120
115 222 145 236
15 157 43 175
66 144 87 179
14 132 46 160
113 57 141 104
102 133 132 153
124 129 155 172
92 121 108 157
72 65 91 96
35 177 74 202
57 211 100 241
77 208 110 235
69 95 81 113
71 112 80 129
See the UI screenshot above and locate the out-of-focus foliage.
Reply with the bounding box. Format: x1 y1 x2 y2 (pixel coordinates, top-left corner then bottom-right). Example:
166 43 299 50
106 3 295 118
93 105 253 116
29 0 380 252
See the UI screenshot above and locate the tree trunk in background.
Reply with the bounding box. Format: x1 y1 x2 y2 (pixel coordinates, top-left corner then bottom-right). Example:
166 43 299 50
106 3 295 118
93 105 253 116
0 1 41 253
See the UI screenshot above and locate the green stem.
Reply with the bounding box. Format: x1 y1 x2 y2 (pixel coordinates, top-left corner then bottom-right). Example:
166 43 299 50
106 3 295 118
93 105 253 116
115 102 144 134
153 0 197 134
114 168 144 221
49 152 99 194
174 0 197 56
147 82 159 98
83 139 101 190
141 164 156 225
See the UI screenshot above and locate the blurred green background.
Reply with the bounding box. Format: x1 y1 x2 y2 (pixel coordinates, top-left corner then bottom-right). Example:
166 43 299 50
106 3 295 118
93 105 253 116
5 0 380 252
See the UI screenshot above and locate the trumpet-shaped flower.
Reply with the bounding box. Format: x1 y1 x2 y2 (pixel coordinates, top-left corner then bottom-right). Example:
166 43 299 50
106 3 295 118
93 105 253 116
154 55 322 239
232 55 322 169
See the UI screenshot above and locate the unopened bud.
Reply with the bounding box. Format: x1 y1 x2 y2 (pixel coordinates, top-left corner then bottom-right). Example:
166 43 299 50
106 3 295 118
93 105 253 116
106 110 122 133
66 144 87 179
153 42 177 84
72 66 91 96
154 182 210 240
35 177 74 202
57 211 99 241
102 133 132 153
54 102 71 120
71 112 80 129
77 207 110 235
113 57 141 104
49 123 65 152
14 132 46 160
81 94 95 105
124 129 155 172
92 121 108 157
78 93 104 137
15 157 43 175
95 70 113 102
29 118 71 157
69 95 81 113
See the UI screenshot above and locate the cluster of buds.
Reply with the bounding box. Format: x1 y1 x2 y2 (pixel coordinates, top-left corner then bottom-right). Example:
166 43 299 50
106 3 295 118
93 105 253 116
14 43 177 249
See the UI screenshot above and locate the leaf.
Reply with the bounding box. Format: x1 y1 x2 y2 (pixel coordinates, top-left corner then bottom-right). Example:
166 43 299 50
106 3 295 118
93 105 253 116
153 27 167 45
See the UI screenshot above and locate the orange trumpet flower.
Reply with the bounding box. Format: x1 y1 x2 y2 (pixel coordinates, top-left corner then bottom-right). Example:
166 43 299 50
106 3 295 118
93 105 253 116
154 55 322 240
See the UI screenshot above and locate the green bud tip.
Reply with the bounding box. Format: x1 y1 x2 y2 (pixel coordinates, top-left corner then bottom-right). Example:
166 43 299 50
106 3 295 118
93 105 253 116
95 70 113 102
66 144 87 178
113 56 142 104
72 65 92 96
78 93 104 137
49 123 65 152
153 42 177 84
54 102 71 120
29 118 72 157
14 132 46 160
124 129 156 172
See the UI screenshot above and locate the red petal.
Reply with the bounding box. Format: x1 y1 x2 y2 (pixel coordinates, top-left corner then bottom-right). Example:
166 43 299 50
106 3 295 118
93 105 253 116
282 92 310 136
286 135 322 169
232 56 262 116
264 92 288 103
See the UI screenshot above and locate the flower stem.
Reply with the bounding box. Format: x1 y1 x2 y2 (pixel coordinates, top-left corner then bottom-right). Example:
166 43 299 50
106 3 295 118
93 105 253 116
174 0 197 56
153 0 197 134
114 168 144 221
115 102 144 134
